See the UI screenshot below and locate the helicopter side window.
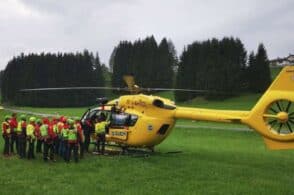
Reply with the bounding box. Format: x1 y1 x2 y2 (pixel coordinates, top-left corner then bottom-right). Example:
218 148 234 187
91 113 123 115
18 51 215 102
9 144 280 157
110 113 138 127
127 115 138 126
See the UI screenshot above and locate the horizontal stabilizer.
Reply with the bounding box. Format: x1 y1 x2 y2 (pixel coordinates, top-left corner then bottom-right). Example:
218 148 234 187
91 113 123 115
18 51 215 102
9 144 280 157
263 137 294 150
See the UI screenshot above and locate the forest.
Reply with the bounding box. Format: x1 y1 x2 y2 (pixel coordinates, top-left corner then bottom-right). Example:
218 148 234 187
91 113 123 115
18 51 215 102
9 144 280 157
1 36 271 106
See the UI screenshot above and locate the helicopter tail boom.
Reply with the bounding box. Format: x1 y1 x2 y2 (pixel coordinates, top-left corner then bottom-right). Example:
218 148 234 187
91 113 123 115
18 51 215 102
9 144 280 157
174 108 250 123
174 66 294 150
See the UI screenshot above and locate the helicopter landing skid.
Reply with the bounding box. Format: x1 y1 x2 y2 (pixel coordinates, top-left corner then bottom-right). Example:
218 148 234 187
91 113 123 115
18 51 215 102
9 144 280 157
90 143 156 157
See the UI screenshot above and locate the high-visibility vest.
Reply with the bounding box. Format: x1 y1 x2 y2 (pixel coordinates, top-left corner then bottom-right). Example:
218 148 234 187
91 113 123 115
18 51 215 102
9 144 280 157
53 124 58 134
68 128 77 141
57 122 64 133
26 124 35 139
95 121 108 134
62 128 68 140
40 124 48 137
74 123 82 131
16 121 26 134
2 121 11 134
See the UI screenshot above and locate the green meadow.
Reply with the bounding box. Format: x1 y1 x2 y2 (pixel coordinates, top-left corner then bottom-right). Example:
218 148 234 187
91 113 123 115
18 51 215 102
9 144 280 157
1 93 294 194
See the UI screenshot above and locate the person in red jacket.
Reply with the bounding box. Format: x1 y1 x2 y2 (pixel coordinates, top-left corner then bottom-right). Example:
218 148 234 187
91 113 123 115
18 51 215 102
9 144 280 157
9 113 18 154
83 118 93 153
41 118 56 162
58 116 67 157
2 115 11 157
75 117 84 158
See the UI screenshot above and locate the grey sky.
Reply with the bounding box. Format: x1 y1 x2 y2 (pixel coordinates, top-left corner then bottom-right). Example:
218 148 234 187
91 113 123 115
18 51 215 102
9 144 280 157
0 0 293 70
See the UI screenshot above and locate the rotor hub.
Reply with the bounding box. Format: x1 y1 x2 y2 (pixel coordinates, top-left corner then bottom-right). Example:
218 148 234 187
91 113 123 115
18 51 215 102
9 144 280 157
277 112 288 123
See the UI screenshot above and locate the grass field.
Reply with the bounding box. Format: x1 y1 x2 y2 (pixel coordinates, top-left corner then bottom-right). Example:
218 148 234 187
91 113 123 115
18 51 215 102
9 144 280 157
1 93 294 194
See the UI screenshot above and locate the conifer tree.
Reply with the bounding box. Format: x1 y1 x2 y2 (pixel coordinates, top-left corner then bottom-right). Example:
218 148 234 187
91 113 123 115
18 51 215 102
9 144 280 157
248 44 271 93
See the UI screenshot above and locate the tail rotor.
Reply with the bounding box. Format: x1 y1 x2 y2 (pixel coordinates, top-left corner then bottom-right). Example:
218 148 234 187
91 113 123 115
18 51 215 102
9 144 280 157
264 99 294 135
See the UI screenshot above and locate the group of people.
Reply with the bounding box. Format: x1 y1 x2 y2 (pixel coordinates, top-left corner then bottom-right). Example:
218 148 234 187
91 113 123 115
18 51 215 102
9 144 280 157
1 112 109 163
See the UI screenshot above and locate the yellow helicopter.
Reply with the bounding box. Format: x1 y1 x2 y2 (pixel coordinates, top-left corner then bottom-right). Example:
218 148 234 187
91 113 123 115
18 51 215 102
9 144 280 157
22 66 294 150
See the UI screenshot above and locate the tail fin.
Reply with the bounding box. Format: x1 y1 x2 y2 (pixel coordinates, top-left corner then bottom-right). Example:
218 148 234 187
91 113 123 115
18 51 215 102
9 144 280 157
243 66 294 149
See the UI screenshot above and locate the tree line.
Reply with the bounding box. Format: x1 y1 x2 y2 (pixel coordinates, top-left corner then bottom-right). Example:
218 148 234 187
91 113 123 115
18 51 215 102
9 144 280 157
110 36 177 89
1 50 105 106
1 36 271 106
175 37 271 101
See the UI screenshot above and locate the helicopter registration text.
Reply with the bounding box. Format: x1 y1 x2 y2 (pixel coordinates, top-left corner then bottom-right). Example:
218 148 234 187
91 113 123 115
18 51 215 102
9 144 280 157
109 129 128 140
111 131 127 137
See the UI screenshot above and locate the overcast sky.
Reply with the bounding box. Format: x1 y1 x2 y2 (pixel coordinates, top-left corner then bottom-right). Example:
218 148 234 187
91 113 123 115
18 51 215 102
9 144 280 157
0 0 293 70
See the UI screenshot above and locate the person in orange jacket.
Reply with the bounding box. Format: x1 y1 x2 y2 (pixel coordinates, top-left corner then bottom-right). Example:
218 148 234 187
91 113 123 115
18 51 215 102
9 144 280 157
2 115 11 157
9 113 18 154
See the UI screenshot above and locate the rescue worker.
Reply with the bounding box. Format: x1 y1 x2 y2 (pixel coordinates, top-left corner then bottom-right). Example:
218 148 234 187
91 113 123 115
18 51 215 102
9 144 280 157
83 117 93 153
9 113 18 154
26 117 36 159
57 116 66 156
16 114 27 158
2 115 11 156
40 118 56 162
66 119 79 163
52 118 60 155
95 113 108 155
61 118 69 161
35 119 43 153
74 117 84 158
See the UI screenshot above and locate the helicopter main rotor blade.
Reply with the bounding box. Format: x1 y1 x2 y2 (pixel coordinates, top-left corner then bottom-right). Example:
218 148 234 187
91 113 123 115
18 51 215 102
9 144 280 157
19 86 233 95
140 87 210 93
19 87 129 92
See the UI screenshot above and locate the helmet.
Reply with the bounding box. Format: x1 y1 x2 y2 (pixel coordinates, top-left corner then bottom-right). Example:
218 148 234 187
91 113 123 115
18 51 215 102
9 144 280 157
29 117 36 123
36 119 42 124
20 114 26 120
4 115 11 121
67 119 74 125
60 116 67 123
42 118 49 124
